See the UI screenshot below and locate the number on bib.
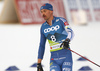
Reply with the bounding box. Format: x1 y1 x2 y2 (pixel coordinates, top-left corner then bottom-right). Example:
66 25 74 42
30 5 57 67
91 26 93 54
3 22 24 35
51 35 56 42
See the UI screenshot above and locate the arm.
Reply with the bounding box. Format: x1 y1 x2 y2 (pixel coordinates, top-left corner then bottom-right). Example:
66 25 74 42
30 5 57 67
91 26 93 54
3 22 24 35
60 17 74 41
38 59 42 63
38 27 46 63
60 17 74 49
37 27 46 71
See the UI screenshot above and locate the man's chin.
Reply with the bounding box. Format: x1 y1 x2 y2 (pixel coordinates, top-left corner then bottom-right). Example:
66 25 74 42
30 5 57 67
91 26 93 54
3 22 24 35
43 18 47 20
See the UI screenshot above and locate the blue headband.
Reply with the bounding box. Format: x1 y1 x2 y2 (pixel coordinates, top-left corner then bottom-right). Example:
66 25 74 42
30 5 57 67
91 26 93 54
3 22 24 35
40 3 53 11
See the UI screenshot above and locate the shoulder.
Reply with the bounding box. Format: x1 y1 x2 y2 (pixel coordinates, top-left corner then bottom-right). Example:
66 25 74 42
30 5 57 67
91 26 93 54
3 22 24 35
41 22 47 28
42 21 47 26
40 22 47 33
53 17 66 22
58 17 67 22
57 17 69 26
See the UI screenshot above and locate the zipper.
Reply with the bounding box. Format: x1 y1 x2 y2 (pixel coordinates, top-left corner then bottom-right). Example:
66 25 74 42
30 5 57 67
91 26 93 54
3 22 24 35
57 52 59 60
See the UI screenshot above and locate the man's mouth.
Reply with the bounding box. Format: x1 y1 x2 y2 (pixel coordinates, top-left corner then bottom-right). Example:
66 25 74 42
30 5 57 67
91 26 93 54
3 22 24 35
43 15 46 18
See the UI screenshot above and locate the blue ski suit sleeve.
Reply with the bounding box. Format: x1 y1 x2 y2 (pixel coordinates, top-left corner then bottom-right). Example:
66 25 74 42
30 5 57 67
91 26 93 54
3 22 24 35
38 27 46 59
59 17 74 41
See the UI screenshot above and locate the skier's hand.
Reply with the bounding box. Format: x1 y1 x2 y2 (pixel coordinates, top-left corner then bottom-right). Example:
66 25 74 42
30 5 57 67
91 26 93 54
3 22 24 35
60 38 70 49
37 63 43 71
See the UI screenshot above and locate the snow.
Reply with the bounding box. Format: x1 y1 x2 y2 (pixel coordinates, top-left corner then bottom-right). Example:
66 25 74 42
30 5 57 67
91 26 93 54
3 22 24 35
0 23 100 71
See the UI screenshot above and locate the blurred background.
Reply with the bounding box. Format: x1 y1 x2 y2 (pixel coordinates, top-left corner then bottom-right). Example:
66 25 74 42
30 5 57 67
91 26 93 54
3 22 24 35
0 0 100 71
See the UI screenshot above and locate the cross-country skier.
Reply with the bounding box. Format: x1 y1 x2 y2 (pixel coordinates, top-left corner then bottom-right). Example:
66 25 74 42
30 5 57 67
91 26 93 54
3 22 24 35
37 3 74 71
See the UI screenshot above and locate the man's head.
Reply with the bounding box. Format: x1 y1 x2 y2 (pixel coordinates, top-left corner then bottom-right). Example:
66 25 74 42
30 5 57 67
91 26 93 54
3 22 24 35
40 3 53 20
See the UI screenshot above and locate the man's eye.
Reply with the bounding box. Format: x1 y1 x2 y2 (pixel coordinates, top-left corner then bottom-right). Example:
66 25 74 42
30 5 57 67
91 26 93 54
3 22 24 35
44 11 46 12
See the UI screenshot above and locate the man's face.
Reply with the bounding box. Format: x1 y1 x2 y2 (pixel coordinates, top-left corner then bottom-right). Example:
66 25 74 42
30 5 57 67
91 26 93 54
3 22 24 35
40 9 53 20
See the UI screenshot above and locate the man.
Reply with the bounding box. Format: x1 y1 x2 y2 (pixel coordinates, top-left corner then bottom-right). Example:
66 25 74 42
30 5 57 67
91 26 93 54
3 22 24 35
37 3 74 71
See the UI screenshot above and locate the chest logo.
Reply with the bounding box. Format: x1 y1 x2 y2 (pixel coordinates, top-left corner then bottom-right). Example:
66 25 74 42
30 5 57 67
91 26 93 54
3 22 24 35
44 25 60 33
56 19 59 22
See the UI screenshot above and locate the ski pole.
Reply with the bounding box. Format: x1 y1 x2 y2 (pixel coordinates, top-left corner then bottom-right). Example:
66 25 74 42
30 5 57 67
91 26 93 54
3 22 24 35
67 48 100 67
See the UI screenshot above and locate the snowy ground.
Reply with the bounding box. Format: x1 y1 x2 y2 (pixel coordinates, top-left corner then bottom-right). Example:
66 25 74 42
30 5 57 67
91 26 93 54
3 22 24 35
0 23 100 71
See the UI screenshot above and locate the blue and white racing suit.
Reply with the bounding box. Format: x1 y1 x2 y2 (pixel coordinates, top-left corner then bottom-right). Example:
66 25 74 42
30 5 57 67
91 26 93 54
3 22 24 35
38 16 74 71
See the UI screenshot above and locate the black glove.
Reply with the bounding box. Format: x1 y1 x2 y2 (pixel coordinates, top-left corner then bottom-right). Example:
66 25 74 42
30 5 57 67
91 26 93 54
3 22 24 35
60 38 70 49
37 63 43 71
